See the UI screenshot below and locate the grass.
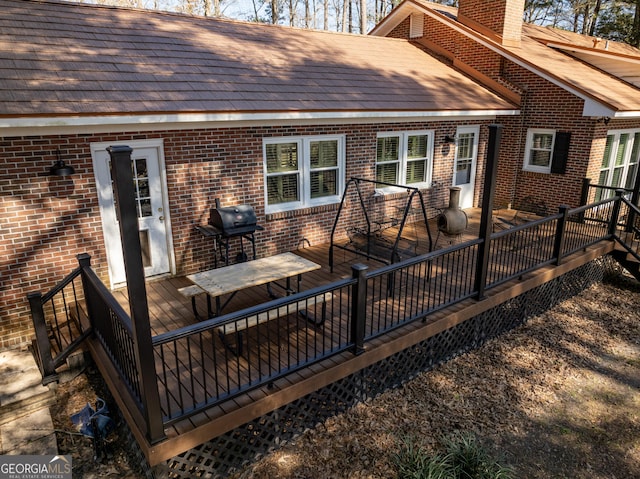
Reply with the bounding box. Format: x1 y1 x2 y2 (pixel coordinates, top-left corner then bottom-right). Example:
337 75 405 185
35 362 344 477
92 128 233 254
393 432 514 479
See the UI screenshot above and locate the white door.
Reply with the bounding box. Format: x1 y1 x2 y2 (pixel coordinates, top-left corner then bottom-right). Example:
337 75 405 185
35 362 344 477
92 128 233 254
92 140 173 287
453 126 480 209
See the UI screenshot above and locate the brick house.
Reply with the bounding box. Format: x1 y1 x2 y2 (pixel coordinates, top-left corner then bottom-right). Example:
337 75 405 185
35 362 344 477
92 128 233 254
0 0 518 350
4 0 639 352
371 0 640 211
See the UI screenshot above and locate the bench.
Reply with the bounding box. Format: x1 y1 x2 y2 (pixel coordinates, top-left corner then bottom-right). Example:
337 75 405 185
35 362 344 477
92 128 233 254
347 227 417 264
178 284 209 320
216 292 333 355
179 283 333 355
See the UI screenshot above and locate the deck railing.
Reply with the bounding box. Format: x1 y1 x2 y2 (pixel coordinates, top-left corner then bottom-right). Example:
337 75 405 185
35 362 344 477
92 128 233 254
152 280 355 424
30 191 635 434
617 195 640 261
27 256 91 385
80 261 144 411
28 254 149 435
151 197 622 426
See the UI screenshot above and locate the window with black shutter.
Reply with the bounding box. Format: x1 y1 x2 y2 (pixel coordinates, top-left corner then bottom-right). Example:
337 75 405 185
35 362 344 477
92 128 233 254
550 131 571 174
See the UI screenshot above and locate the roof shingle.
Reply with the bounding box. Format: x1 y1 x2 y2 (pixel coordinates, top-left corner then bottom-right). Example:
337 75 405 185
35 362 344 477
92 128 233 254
0 0 516 118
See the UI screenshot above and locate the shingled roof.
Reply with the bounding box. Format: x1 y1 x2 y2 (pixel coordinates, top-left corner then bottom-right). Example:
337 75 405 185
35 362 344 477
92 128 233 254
0 0 517 126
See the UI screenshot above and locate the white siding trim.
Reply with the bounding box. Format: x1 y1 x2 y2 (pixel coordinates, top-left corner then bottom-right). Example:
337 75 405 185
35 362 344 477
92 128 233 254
0 110 519 136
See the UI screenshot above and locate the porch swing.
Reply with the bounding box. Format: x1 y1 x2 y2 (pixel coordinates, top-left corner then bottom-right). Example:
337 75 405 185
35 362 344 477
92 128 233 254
329 177 433 272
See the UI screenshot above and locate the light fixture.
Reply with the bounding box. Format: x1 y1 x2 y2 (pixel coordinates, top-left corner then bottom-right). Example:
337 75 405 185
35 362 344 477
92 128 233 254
49 149 75 176
444 134 457 144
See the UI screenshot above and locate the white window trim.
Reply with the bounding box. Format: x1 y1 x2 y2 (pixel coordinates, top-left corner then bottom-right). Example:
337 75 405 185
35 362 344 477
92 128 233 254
263 134 346 214
375 130 434 193
523 128 556 174
599 128 640 191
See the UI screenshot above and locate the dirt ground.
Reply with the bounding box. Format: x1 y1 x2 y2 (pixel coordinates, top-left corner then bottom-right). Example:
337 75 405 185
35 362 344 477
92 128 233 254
51 272 640 478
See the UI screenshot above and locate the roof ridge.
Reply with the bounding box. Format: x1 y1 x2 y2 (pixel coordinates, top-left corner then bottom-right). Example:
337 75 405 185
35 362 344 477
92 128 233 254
12 0 407 42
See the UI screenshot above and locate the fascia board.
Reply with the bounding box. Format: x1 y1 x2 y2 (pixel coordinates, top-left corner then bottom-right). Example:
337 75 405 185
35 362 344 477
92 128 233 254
0 109 520 136
544 42 640 64
613 111 640 119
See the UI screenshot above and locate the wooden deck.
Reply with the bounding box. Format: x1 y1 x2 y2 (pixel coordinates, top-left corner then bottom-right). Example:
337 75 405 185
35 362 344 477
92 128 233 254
96 208 616 465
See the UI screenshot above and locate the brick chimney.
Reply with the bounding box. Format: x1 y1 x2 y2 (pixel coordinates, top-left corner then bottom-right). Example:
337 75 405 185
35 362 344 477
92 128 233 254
457 0 525 47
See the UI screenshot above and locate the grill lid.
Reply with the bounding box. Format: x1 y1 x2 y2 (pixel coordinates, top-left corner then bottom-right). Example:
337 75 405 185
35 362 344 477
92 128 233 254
210 203 259 235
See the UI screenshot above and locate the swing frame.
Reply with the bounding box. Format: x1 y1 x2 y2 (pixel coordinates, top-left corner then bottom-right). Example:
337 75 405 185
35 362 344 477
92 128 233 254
329 177 433 272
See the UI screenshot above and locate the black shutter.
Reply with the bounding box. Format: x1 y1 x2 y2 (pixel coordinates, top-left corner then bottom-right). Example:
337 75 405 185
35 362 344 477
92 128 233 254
550 131 571 174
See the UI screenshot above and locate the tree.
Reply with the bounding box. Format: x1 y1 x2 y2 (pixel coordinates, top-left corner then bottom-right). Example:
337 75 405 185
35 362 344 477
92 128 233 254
69 0 640 44
595 0 640 46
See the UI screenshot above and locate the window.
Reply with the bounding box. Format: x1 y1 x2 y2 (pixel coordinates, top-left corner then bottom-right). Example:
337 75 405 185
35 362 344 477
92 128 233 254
523 129 555 173
376 131 433 189
597 130 640 200
523 129 572 174
264 135 345 213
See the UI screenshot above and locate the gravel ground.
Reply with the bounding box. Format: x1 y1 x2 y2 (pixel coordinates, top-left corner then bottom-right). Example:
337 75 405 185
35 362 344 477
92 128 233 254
51 272 640 478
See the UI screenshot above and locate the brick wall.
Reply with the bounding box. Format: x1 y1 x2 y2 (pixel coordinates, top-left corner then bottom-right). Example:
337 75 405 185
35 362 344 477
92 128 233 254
458 0 524 45
383 8 638 212
0 119 493 350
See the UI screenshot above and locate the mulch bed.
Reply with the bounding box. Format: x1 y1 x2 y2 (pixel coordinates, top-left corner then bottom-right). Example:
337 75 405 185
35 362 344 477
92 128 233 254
232 273 640 478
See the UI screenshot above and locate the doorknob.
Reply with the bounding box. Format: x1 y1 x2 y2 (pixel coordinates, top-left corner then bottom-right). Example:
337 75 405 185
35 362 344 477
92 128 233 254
159 216 165 221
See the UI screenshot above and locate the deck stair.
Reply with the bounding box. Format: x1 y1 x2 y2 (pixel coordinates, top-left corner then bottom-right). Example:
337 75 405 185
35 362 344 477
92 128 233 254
611 244 640 281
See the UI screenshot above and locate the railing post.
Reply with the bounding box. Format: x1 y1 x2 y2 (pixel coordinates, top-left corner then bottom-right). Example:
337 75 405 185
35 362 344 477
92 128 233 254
608 189 625 237
27 291 59 385
475 124 502 300
626 162 640 233
350 264 368 355
76 253 95 325
553 205 570 265
580 178 592 206
108 145 166 444
578 178 591 223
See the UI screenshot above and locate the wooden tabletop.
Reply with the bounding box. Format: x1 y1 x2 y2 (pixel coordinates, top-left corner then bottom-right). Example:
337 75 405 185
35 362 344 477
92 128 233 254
186 252 321 298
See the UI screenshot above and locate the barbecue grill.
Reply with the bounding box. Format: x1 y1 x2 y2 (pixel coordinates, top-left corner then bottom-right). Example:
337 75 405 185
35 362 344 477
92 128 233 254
210 202 259 236
196 199 263 266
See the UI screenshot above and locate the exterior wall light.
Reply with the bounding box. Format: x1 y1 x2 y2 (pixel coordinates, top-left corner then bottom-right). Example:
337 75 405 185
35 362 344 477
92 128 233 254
49 149 75 176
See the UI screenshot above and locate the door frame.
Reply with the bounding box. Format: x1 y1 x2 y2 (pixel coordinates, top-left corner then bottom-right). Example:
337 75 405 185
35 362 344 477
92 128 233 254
90 138 175 289
452 125 480 209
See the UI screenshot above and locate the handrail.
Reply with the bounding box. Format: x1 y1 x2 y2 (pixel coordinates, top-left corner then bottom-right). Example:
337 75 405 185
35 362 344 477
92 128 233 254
28 260 90 385
615 195 640 261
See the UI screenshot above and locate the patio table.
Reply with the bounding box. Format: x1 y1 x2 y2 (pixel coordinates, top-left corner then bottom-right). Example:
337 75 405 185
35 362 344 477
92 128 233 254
185 252 321 320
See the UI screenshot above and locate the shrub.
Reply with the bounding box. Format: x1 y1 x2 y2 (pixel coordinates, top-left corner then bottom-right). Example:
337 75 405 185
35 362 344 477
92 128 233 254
393 432 514 479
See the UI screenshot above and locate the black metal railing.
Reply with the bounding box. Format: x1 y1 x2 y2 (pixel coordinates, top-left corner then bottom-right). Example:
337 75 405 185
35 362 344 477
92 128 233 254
616 195 640 261
31 191 640 436
80 263 144 410
363 240 480 340
580 178 633 205
28 258 91 385
152 280 354 424
149 195 630 427
28 253 148 432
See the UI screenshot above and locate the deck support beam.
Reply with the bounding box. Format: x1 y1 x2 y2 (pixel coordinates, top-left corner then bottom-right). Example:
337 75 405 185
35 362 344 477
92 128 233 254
475 124 502 300
108 145 166 445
